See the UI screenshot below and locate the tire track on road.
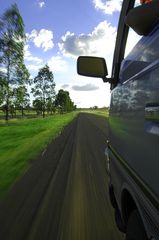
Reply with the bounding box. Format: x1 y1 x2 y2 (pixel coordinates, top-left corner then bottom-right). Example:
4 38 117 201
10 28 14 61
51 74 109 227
0 113 124 240
58 113 124 240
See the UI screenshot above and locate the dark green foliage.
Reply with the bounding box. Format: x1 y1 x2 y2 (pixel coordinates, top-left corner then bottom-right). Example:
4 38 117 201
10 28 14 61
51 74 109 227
55 89 76 113
33 99 43 115
0 76 7 106
0 4 29 121
14 85 30 117
14 63 30 117
32 65 55 117
46 97 56 115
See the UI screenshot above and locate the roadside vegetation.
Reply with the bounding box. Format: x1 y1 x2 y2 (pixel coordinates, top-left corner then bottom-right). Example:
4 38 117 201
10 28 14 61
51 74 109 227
0 111 79 197
0 4 108 198
0 4 78 198
81 107 109 118
0 4 76 122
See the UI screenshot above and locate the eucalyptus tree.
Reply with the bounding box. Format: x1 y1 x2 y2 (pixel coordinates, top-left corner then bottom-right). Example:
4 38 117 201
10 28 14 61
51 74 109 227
46 97 56 115
0 4 26 121
14 63 30 117
0 74 7 106
32 65 55 118
55 89 75 113
14 85 30 117
33 99 42 115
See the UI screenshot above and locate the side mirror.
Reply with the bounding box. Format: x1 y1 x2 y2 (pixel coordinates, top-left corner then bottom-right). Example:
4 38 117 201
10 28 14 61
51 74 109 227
125 1 159 36
77 56 111 83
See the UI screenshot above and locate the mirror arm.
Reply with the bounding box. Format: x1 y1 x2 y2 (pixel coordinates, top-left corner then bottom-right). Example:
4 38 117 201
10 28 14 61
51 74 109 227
102 77 113 83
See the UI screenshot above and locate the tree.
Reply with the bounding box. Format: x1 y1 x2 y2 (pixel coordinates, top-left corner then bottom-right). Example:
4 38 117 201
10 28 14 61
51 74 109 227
14 63 30 117
0 75 7 106
32 65 55 118
33 99 43 115
46 97 56 115
0 80 14 118
14 85 30 117
55 89 75 113
0 3 26 121
16 63 30 86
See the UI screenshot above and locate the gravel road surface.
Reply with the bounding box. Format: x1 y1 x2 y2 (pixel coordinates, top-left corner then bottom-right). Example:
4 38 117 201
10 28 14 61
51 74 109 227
0 113 124 240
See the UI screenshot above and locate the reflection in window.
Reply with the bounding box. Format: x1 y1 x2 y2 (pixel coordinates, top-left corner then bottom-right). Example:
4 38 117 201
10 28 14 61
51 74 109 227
120 20 159 82
125 29 141 58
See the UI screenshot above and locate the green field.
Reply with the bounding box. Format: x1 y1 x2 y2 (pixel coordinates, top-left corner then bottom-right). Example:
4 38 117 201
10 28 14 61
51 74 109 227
0 109 52 119
146 114 159 123
81 109 109 118
0 112 79 197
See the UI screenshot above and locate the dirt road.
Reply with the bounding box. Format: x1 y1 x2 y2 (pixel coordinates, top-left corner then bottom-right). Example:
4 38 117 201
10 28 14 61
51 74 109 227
0 113 124 240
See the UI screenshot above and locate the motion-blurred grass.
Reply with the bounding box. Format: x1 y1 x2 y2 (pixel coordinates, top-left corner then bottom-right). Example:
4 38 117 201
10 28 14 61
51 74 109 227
0 112 79 197
81 109 109 118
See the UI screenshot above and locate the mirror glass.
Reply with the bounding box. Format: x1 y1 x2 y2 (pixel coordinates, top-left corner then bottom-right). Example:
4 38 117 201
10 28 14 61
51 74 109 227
77 56 108 78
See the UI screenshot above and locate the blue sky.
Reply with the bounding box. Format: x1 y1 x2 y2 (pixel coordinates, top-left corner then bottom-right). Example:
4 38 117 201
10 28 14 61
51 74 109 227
0 0 132 107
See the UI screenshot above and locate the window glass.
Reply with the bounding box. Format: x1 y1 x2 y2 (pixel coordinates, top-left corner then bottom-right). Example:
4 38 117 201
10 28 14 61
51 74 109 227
124 0 141 58
120 18 159 82
124 29 141 58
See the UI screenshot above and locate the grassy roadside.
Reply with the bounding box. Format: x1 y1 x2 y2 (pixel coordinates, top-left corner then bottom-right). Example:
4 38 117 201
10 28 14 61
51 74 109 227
81 109 109 118
0 111 79 197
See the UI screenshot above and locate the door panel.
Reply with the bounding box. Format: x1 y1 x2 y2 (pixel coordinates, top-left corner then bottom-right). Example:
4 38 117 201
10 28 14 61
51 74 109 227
109 62 159 197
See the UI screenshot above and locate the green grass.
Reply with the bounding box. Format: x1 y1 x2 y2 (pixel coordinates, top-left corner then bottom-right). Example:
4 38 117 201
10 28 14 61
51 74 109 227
0 112 79 197
81 109 109 118
146 114 159 123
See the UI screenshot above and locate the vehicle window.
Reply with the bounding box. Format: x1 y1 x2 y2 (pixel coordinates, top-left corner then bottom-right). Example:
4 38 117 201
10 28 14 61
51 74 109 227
120 5 159 83
124 29 141 59
124 0 141 58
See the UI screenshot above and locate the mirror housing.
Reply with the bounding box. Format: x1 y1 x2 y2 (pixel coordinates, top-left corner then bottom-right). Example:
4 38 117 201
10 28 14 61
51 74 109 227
77 56 111 83
125 1 159 36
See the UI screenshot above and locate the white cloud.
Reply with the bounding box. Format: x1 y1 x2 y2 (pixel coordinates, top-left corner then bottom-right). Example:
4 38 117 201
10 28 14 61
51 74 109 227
38 1 45 8
0 67 7 73
93 0 122 14
72 83 99 91
24 44 44 73
24 44 43 64
29 74 34 80
48 56 68 72
25 55 43 64
59 21 117 74
26 64 44 72
24 44 30 57
61 84 69 89
59 21 116 57
28 29 54 52
69 81 110 108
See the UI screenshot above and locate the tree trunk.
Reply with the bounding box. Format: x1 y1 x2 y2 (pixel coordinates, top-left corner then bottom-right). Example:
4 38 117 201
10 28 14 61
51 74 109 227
6 56 10 123
42 109 45 118
22 107 24 118
42 98 45 118
6 97 9 122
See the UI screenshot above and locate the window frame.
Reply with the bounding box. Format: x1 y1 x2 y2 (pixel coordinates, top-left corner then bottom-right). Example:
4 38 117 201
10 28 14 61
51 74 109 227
111 0 136 89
